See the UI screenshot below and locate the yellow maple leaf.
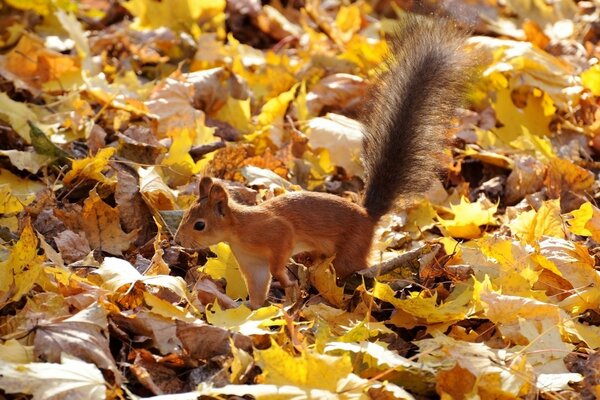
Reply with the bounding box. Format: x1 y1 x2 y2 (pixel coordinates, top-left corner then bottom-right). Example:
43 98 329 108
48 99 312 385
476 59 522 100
256 83 298 129
567 202 600 241
5 0 56 15
256 340 353 392
122 0 225 35
509 126 555 161
160 129 202 187
475 237 544 298
63 147 116 185
0 185 25 215
372 280 474 325
229 36 297 103
138 167 177 211
0 168 45 211
309 256 344 308
493 86 556 142
333 5 362 42
202 242 248 301
213 97 252 134
508 199 565 244
438 197 497 239
206 303 284 336
0 219 44 306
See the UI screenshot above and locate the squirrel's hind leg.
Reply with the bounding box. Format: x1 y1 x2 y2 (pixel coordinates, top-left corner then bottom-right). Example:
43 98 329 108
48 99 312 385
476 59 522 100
269 244 299 307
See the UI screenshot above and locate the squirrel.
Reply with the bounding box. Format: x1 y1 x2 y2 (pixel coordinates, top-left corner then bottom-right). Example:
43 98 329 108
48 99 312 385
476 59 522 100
174 15 475 309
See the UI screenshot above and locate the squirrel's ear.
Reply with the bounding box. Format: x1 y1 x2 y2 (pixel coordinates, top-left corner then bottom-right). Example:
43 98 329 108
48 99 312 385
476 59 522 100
209 184 229 217
198 177 213 199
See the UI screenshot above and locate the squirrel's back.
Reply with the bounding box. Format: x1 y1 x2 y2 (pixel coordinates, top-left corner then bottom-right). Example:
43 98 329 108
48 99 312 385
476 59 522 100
361 15 475 220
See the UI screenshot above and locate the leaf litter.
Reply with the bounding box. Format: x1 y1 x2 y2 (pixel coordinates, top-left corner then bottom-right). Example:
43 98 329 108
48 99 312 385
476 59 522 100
0 0 600 398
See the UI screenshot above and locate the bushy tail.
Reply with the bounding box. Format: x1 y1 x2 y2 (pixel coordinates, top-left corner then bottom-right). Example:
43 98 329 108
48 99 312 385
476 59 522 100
361 14 475 220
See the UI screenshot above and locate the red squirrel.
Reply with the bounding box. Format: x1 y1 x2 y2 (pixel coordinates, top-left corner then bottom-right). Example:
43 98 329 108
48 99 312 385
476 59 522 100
174 15 475 309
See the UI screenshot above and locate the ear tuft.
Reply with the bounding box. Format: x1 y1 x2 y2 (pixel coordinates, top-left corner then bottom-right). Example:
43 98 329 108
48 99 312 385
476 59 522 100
199 177 213 199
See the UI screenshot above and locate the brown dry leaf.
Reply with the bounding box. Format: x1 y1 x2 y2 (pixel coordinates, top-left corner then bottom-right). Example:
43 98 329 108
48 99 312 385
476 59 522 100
176 320 252 361
117 132 166 165
545 158 595 200
306 73 368 116
146 68 229 138
193 275 238 309
504 155 546 205
79 189 138 255
34 303 121 384
128 348 186 395
111 311 182 355
54 230 92 264
255 5 302 41
115 168 155 245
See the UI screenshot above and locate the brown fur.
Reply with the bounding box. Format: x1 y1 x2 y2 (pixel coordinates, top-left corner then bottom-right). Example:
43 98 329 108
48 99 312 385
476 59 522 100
362 15 475 219
175 15 475 308
174 178 374 308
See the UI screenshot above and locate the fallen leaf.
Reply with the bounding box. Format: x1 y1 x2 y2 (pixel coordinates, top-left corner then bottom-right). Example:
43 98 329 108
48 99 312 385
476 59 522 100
34 303 121 382
63 147 116 185
54 230 91 264
77 189 138 255
0 355 106 400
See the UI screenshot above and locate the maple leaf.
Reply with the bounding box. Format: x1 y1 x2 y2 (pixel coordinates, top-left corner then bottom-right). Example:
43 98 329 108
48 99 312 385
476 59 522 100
372 280 475 326
206 303 284 336
256 340 353 392
63 148 116 185
567 202 600 242
75 189 138 255
122 0 225 33
437 197 498 239
309 256 344 307
0 218 44 307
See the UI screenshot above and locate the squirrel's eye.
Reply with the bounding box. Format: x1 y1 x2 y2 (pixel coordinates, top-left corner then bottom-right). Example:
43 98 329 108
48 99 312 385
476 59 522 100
193 221 206 231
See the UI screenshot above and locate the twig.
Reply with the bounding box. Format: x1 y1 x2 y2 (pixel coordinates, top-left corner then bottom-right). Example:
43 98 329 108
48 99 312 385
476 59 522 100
358 244 441 279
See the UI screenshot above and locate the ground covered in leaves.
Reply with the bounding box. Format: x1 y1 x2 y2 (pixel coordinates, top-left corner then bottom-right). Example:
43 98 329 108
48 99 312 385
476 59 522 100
1 0 600 398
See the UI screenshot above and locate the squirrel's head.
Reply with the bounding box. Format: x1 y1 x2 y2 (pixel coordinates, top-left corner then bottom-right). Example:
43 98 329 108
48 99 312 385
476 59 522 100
174 177 232 249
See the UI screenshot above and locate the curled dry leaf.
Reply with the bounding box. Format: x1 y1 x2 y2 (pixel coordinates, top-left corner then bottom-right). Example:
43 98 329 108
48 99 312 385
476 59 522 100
306 73 367 116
